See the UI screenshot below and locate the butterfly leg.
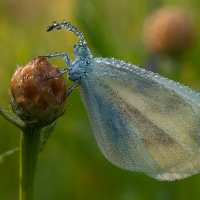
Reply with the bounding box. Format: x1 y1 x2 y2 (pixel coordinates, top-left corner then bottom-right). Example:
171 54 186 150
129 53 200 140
45 52 71 67
45 69 67 80
44 52 71 78
66 79 80 96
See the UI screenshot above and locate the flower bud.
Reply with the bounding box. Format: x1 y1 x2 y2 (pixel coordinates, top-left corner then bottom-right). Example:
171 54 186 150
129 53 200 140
9 56 67 127
142 7 195 56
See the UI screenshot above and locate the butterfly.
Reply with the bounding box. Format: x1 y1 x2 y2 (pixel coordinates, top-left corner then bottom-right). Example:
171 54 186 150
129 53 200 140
46 20 200 181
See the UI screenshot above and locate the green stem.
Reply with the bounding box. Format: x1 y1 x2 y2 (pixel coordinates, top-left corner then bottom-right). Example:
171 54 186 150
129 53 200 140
0 107 25 129
19 126 41 200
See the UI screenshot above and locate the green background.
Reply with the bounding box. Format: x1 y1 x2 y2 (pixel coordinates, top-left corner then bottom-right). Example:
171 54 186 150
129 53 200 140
1 0 200 199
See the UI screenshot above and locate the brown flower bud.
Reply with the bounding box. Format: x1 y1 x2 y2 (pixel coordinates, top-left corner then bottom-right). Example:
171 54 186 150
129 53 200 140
9 56 67 127
142 7 195 56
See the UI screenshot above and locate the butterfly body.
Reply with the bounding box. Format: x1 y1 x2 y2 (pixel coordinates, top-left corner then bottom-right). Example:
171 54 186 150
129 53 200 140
68 44 93 81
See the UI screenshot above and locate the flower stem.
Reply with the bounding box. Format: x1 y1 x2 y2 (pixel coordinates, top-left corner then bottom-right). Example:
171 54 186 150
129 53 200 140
19 126 41 200
0 107 25 129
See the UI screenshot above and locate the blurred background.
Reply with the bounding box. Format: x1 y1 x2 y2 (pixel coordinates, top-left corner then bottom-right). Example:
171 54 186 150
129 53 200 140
0 0 200 199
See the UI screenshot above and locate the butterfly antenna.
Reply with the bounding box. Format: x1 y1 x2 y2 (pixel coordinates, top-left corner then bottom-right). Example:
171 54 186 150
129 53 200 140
47 20 86 45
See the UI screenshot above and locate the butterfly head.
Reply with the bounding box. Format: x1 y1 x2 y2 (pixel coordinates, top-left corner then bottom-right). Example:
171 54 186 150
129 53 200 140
73 44 92 60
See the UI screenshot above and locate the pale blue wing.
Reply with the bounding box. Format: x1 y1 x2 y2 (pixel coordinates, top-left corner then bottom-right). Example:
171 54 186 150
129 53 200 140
79 57 200 181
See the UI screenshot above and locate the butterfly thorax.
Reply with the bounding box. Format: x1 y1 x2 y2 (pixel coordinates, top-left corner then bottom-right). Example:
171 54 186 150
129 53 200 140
68 44 93 81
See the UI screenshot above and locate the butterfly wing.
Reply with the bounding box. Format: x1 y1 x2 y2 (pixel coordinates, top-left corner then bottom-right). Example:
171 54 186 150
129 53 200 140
79 57 200 181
